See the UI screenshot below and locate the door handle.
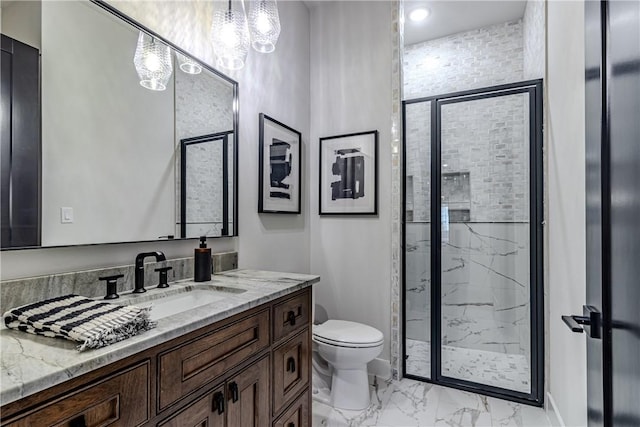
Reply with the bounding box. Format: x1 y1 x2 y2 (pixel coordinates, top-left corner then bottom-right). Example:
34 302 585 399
287 310 296 326
287 356 296 373
562 305 601 339
212 391 225 415
229 381 239 403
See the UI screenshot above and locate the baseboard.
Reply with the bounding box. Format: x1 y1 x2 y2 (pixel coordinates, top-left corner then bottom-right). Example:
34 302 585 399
546 392 566 427
367 357 391 382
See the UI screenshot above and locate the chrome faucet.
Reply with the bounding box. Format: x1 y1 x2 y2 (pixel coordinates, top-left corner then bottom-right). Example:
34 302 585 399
134 251 166 293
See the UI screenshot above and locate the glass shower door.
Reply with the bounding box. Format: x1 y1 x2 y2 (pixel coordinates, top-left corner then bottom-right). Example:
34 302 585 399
438 91 535 395
403 81 543 404
404 101 432 379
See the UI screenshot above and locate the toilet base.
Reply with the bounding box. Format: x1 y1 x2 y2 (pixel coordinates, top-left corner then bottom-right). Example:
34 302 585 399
330 367 370 410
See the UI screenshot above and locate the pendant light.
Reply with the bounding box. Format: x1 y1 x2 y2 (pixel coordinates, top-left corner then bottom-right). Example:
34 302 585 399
248 0 281 53
133 32 173 91
176 52 202 75
211 0 250 70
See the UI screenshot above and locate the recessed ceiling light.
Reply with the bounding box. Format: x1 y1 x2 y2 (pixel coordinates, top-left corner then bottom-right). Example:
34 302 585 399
409 8 430 22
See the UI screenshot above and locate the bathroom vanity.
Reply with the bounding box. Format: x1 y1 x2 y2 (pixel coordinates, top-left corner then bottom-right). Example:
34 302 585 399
0 270 319 427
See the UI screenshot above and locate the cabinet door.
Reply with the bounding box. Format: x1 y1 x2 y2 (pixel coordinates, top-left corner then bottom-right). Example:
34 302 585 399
273 390 309 427
226 356 270 427
158 385 225 427
273 330 309 415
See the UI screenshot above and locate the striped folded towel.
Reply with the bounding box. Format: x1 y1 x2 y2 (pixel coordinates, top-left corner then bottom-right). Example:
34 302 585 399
3 294 156 351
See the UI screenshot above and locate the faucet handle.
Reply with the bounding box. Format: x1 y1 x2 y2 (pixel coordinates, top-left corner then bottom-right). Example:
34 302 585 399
154 266 173 288
99 274 124 300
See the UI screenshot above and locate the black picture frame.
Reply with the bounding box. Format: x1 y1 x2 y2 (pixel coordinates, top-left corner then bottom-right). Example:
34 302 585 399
319 130 378 215
258 114 302 214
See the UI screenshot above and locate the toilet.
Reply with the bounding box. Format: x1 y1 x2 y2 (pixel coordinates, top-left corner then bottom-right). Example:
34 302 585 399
312 320 384 410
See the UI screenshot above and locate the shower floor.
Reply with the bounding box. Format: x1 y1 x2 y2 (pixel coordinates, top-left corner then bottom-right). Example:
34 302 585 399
405 339 530 393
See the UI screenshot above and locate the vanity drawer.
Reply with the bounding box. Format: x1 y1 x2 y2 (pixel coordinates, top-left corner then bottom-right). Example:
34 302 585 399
5 362 149 427
158 309 270 411
272 330 310 415
272 390 310 427
273 290 310 343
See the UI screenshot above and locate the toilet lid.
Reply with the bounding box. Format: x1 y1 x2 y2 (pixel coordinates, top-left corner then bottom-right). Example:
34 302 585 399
313 320 384 346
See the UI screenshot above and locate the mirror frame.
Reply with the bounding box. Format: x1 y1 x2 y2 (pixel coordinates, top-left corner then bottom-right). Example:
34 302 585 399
2 0 239 251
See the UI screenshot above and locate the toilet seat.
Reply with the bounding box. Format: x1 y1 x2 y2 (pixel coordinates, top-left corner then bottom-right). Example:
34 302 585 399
313 320 384 348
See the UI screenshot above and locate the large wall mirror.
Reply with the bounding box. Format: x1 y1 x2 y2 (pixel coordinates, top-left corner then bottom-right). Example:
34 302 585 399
0 0 238 249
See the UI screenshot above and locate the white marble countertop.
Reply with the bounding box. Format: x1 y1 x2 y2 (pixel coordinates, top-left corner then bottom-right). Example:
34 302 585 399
0 269 319 406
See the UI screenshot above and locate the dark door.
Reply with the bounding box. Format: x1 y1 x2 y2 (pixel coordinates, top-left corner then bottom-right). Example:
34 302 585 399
569 1 640 425
0 34 41 248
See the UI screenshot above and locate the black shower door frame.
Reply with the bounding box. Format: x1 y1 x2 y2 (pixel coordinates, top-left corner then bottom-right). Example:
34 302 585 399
401 80 544 406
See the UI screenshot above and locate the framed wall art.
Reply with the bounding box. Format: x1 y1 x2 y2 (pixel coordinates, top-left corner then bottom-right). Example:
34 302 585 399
319 130 378 215
258 113 302 213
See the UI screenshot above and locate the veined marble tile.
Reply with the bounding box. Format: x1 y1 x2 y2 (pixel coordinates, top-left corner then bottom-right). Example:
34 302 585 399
405 339 530 394
312 377 549 427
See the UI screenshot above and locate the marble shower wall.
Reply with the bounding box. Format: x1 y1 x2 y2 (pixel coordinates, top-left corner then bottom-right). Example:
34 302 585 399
405 222 531 359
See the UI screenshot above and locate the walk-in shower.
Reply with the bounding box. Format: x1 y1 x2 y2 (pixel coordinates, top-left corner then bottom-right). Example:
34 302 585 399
402 80 544 405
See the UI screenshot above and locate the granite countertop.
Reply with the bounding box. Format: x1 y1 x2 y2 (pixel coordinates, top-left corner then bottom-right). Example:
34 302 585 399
0 269 320 406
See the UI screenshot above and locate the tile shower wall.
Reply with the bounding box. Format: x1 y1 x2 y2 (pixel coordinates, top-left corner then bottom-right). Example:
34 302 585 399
403 17 534 378
175 71 235 237
403 21 523 100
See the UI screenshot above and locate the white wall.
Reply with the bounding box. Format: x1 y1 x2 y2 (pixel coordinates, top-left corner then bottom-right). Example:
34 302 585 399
0 0 311 280
233 1 311 274
546 1 587 425
309 1 392 363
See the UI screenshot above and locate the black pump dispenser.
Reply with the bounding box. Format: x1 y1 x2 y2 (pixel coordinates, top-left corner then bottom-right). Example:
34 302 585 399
194 236 212 282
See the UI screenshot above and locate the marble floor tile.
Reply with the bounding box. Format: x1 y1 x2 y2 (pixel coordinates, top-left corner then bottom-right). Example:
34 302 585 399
405 340 530 394
312 378 550 427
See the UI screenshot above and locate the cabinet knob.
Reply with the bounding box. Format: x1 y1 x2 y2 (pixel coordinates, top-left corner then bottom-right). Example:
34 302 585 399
287 310 296 326
212 391 225 415
286 356 296 373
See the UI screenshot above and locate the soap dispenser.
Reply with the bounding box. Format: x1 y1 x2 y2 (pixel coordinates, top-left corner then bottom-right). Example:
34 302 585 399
194 236 212 282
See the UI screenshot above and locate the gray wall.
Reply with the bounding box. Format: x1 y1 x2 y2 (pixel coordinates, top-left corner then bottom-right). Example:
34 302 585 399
546 1 587 425
310 1 393 371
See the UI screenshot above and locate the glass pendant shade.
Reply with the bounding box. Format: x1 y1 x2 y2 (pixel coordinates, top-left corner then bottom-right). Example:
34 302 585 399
211 2 250 70
176 52 202 75
248 0 281 53
133 32 173 91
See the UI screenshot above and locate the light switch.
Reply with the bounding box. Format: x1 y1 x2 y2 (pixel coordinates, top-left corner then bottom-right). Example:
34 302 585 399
60 207 74 224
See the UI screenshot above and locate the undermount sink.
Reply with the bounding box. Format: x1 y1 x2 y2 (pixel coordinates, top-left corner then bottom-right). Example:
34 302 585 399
116 285 246 321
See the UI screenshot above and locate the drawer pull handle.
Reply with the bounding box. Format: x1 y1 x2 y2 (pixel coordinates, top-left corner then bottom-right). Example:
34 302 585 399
287 311 296 326
229 381 239 403
69 415 87 427
213 391 225 414
288 423 295 427
287 356 296 373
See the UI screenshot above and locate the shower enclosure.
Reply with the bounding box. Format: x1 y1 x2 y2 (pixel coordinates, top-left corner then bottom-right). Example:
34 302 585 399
402 80 543 405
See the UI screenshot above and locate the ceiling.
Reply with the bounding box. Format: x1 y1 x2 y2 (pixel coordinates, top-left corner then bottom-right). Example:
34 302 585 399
403 0 527 45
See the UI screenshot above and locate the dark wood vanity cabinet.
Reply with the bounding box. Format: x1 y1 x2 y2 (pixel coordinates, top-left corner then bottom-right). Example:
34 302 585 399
0 288 312 427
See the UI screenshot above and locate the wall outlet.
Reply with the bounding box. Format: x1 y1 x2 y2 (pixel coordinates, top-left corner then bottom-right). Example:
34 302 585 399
60 207 74 224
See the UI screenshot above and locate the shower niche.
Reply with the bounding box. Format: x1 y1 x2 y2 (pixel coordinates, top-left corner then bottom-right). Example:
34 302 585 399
441 172 470 222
